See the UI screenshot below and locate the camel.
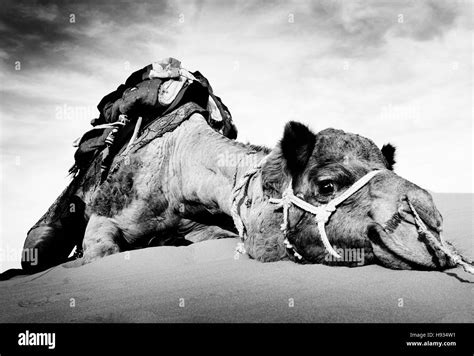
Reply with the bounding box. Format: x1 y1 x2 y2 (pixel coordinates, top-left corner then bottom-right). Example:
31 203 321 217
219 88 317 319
19 106 472 274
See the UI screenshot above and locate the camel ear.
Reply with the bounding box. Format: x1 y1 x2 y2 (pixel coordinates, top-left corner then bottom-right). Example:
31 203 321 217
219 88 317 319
280 121 316 176
381 143 396 170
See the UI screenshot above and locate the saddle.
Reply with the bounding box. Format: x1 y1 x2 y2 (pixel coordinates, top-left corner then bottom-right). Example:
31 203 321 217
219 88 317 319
71 58 238 180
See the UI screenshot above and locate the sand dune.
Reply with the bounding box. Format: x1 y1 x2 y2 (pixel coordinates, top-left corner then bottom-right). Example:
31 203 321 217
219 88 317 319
0 193 472 323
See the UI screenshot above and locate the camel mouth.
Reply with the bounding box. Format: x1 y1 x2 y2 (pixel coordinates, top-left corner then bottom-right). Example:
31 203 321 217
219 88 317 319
366 223 451 270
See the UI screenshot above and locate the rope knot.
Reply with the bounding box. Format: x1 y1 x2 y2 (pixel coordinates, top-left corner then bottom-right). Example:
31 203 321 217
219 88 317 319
283 238 303 260
314 204 336 224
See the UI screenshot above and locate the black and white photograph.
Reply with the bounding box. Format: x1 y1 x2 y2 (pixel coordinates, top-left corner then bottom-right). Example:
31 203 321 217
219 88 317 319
0 0 472 354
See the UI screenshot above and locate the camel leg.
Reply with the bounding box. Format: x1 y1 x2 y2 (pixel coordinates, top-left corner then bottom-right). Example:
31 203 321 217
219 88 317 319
82 214 122 263
21 224 76 273
181 222 239 243
145 221 239 247
20 194 87 273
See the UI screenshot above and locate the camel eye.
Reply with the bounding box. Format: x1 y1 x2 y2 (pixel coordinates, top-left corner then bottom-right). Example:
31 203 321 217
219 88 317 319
318 180 335 195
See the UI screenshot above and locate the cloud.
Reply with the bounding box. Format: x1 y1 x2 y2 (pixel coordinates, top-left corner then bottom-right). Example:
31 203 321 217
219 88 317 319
1 1 75 70
0 0 179 75
395 0 460 40
1 0 466 72
260 0 465 58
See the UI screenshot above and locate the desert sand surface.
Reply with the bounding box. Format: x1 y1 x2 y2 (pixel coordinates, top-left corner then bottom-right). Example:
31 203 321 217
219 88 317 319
0 193 472 323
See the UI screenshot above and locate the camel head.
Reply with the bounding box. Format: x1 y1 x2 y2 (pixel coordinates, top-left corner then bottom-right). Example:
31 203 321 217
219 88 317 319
248 121 457 270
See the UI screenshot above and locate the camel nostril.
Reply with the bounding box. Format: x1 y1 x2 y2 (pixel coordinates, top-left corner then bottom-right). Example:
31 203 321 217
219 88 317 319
397 205 416 226
401 196 442 234
367 224 383 245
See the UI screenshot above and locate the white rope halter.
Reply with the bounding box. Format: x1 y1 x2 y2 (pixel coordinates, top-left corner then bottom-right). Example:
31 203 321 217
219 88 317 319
230 156 382 261
269 170 382 260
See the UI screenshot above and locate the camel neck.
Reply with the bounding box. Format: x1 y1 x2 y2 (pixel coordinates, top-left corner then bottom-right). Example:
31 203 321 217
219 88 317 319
174 116 268 217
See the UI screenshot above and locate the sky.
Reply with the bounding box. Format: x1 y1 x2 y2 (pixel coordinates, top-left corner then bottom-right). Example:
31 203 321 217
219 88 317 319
0 0 472 271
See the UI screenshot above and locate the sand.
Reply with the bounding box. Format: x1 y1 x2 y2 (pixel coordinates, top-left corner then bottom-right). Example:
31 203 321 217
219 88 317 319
0 193 472 323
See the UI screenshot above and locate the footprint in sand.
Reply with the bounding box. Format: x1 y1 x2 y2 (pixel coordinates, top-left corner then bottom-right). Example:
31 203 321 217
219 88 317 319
18 293 87 308
63 277 71 284
70 312 126 323
18 294 62 308
61 258 86 269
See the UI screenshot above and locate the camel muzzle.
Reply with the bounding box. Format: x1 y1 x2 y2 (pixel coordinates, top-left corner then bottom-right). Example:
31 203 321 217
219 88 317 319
371 195 474 273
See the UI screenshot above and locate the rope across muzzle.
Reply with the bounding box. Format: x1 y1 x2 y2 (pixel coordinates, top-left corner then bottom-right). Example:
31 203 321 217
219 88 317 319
406 198 474 274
